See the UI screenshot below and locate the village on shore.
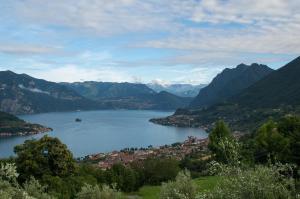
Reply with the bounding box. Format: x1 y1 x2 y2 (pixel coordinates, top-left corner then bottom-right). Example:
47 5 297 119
83 136 210 170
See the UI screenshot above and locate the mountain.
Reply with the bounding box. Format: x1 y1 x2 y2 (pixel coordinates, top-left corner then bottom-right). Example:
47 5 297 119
189 63 274 108
233 56 300 108
0 71 102 114
62 81 191 110
147 83 206 97
0 111 51 136
151 57 300 132
62 81 156 100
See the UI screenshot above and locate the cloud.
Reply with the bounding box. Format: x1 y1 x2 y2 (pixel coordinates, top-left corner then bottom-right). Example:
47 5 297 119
8 0 182 36
29 65 133 83
0 0 299 84
0 44 60 55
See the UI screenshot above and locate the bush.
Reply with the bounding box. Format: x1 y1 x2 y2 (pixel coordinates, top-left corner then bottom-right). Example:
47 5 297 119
198 164 296 199
160 170 197 199
76 184 123 199
0 163 54 199
23 177 55 199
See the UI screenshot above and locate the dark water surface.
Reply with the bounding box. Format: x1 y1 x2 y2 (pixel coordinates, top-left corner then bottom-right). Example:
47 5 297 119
0 110 207 157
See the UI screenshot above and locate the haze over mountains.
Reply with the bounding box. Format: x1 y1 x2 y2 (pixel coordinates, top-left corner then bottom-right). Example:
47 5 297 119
147 83 206 97
151 56 300 132
62 81 191 110
0 71 192 114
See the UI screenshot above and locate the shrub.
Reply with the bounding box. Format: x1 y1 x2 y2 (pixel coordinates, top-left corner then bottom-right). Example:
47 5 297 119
76 184 123 199
197 164 296 199
160 170 197 199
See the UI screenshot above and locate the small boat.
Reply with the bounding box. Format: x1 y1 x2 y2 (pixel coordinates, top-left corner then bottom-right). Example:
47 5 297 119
75 118 82 122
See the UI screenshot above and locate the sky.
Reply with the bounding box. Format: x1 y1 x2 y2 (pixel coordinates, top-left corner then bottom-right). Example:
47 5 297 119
0 0 299 85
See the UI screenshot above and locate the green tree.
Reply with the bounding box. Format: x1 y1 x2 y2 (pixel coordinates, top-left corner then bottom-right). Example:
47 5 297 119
208 121 235 163
106 164 139 192
278 116 300 165
14 135 76 182
255 120 290 163
142 158 180 185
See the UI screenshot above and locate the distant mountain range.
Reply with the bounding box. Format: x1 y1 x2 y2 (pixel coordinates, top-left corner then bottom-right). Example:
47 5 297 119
0 71 101 114
0 71 191 114
190 63 274 108
62 81 191 110
147 83 206 97
151 57 300 132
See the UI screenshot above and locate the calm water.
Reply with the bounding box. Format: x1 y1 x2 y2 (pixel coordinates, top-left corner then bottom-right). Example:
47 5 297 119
0 110 207 158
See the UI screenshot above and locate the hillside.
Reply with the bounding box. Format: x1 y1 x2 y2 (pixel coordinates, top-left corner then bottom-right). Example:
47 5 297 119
151 57 300 132
233 56 300 107
63 81 191 110
189 63 273 108
0 111 51 136
0 71 103 114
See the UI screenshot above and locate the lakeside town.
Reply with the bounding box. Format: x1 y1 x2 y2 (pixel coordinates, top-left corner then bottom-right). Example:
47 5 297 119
83 136 210 170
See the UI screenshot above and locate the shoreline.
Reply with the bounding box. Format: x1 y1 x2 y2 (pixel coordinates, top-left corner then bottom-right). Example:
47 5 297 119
0 125 52 137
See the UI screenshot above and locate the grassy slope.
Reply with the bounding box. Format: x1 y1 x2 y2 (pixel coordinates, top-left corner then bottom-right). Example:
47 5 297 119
127 176 220 199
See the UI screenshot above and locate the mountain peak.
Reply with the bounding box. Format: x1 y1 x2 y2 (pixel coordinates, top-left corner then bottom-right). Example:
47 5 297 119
189 62 273 109
236 63 249 69
233 56 300 108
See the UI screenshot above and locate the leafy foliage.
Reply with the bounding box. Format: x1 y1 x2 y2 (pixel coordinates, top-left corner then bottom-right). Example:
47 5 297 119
0 162 54 199
198 164 296 199
208 121 238 163
105 164 140 192
255 120 290 162
141 158 180 185
160 170 197 199
76 184 123 199
253 116 300 164
14 135 76 181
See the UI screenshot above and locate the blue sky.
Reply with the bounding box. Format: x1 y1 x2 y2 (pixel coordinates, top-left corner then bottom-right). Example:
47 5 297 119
0 0 299 84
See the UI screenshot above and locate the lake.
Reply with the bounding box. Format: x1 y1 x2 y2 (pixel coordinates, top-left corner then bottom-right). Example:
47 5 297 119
0 110 207 158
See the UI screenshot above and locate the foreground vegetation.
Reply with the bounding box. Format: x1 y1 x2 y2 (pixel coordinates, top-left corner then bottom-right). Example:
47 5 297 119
0 115 300 198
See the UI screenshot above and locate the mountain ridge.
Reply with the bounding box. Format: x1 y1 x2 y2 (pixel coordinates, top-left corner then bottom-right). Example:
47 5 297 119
150 58 300 132
62 81 191 110
189 63 274 108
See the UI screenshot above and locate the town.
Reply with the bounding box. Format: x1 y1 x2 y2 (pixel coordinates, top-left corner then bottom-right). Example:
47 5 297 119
84 136 210 170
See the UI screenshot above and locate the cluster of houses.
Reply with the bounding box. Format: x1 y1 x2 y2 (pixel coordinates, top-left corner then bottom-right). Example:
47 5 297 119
86 136 209 170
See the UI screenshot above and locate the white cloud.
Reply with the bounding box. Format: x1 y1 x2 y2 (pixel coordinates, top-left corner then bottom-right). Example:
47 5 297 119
29 65 133 83
0 44 60 55
8 0 182 36
0 0 299 84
